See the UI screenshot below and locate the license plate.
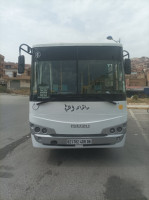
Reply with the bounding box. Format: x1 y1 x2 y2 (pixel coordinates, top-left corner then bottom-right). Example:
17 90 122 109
67 139 92 145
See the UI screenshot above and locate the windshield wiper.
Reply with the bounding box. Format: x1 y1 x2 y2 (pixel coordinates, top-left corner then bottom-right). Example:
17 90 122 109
94 96 117 105
106 100 117 105
36 97 56 106
68 95 117 104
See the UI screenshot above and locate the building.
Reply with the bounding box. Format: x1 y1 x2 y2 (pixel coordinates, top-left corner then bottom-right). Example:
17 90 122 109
3 62 31 89
3 62 18 78
0 54 5 80
146 69 149 86
125 58 149 89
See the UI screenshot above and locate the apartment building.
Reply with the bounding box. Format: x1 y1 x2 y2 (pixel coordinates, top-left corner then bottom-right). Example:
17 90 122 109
3 62 31 89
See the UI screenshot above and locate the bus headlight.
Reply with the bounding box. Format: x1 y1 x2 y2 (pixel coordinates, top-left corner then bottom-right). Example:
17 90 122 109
110 128 115 133
35 127 40 133
42 128 47 134
117 127 122 132
101 122 127 135
30 123 56 135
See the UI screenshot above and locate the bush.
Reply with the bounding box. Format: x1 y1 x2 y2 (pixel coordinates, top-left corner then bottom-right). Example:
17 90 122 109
0 85 10 93
131 95 138 101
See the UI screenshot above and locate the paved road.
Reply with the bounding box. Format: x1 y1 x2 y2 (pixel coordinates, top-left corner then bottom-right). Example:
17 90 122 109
0 94 30 149
0 94 149 200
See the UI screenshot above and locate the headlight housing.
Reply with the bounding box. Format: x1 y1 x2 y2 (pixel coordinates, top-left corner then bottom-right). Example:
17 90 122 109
30 123 56 135
102 122 127 135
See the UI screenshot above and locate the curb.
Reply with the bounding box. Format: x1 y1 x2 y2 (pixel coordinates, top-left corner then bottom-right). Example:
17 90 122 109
127 105 149 109
0 93 29 97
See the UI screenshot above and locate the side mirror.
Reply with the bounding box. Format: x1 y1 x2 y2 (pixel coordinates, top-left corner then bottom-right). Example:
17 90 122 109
124 59 131 74
18 55 25 74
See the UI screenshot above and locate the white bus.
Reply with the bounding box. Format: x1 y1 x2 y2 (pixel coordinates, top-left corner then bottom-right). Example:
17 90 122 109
18 43 131 148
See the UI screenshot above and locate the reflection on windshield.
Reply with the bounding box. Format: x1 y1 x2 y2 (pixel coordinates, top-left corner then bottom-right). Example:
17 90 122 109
31 60 125 100
78 60 125 94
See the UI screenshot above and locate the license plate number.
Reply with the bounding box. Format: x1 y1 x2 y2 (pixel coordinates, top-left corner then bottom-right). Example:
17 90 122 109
67 139 92 145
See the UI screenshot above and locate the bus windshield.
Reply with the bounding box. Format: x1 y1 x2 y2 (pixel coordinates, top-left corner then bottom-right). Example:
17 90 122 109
31 59 125 101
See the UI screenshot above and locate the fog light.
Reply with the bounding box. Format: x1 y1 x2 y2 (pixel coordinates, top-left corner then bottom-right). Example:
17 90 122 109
37 137 42 142
51 140 57 145
110 128 115 133
35 127 40 133
42 128 47 134
117 127 122 132
116 137 121 141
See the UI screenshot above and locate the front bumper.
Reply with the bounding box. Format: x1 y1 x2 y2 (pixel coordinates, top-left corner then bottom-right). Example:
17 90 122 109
31 132 126 148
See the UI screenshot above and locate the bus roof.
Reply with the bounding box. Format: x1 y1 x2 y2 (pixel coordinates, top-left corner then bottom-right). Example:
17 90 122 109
33 43 123 48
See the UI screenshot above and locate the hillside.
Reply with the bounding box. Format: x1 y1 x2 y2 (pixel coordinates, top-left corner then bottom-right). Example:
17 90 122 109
131 57 149 72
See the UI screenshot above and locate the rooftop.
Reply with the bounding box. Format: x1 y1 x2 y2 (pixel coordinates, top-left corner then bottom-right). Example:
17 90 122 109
33 43 123 48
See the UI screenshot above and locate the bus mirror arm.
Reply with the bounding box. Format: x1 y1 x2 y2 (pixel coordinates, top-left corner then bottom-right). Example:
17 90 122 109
123 50 129 59
19 44 33 56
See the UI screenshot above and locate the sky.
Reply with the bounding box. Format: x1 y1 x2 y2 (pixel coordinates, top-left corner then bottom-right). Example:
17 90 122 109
0 0 149 64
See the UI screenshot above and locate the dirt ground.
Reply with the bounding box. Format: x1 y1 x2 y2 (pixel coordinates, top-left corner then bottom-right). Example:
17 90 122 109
127 97 149 104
